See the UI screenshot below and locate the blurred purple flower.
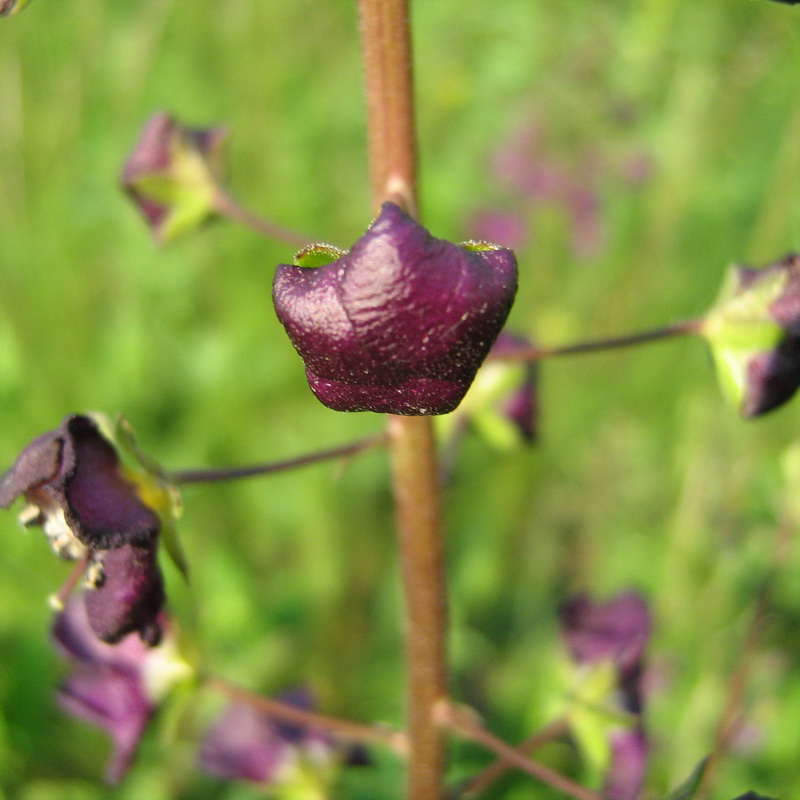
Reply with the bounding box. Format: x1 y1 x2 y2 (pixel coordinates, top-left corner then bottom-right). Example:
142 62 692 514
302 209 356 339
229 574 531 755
703 254 800 418
121 112 227 244
53 596 187 784
604 728 648 800
200 690 348 788
488 332 538 443
468 209 528 252
273 202 517 415
559 592 652 800
0 414 166 644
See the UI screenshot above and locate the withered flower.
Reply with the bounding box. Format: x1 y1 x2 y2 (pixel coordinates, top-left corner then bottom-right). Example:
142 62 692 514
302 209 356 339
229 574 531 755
0 414 168 644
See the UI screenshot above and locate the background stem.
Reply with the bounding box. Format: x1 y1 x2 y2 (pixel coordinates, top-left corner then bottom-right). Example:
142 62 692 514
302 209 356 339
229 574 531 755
359 1 448 798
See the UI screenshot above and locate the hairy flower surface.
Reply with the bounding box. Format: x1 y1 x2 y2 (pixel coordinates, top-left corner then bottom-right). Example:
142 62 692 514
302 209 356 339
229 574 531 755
273 202 518 414
0 414 168 643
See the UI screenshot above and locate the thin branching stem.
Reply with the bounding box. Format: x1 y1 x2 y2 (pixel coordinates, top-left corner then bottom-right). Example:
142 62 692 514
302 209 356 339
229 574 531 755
213 187 313 249
491 318 704 363
169 433 387 485
437 702 603 800
452 717 570 798
205 674 408 755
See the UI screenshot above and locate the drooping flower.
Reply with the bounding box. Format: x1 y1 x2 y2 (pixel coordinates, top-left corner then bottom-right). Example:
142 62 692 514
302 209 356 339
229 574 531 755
200 689 355 794
121 112 227 244
273 202 518 415
53 595 191 784
0 414 173 644
702 254 800 418
558 592 651 800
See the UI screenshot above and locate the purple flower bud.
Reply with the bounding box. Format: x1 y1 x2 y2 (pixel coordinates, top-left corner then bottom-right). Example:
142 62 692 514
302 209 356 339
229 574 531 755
0 414 168 643
121 112 227 244
53 597 188 784
703 254 800 417
273 202 518 415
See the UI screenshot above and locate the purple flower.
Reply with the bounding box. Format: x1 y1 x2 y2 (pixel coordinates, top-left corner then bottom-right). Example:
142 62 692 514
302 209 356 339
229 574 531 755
53 596 189 784
200 690 344 788
0 414 166 644
559 592 652 800
121 112 227 244
273 202 518 415
703 254 800 417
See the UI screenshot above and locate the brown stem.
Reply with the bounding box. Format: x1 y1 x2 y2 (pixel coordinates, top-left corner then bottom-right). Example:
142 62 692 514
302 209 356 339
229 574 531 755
453 717 570 798
50 555 90 611
491 318 703 363
694 585 769 800
359 0 418 217
169 433 387 485
438 702 603 800
360 1 448 798
205 674 408 755
213 187 313 249
388 415 449 800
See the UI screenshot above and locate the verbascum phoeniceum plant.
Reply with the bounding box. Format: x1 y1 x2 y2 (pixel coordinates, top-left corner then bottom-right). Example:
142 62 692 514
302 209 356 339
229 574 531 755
0 1 798 798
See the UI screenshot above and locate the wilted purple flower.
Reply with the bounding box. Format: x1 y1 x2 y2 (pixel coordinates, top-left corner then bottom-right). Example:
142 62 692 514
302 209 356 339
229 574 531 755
121 112 227 244
0 414 166 644
53 596 189 784
200 690 345 789
559 592 652 800
273 202 518 415
703 253 800 418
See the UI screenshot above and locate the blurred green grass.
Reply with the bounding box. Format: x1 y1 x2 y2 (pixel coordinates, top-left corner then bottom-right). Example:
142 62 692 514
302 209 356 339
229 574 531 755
1 0 800 797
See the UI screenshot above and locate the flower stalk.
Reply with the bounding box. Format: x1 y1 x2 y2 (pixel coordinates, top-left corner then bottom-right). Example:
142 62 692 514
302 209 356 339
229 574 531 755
491 318 703 363
169 433 387 485
359 1 449 798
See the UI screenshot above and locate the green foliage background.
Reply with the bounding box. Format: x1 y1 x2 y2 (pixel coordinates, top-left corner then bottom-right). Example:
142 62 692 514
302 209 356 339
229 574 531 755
1 0 800 798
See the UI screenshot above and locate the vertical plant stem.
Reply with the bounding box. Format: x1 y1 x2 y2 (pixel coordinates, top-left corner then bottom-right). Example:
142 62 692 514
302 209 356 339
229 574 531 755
359 1 448 798
388 414 449 800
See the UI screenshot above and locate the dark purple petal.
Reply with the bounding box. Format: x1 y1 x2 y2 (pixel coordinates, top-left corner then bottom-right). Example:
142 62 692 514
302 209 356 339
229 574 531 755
53 597 155 784
0 429 61 509
1 415 160 551
603 728 648 800
60 416 161 550
200 701 294 783
84 542 166 645
742 340 800 418
559 591 651 679
273 202 517 415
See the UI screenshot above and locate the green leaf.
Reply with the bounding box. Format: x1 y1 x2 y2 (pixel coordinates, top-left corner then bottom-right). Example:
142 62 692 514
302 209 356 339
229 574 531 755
660 758 709 800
